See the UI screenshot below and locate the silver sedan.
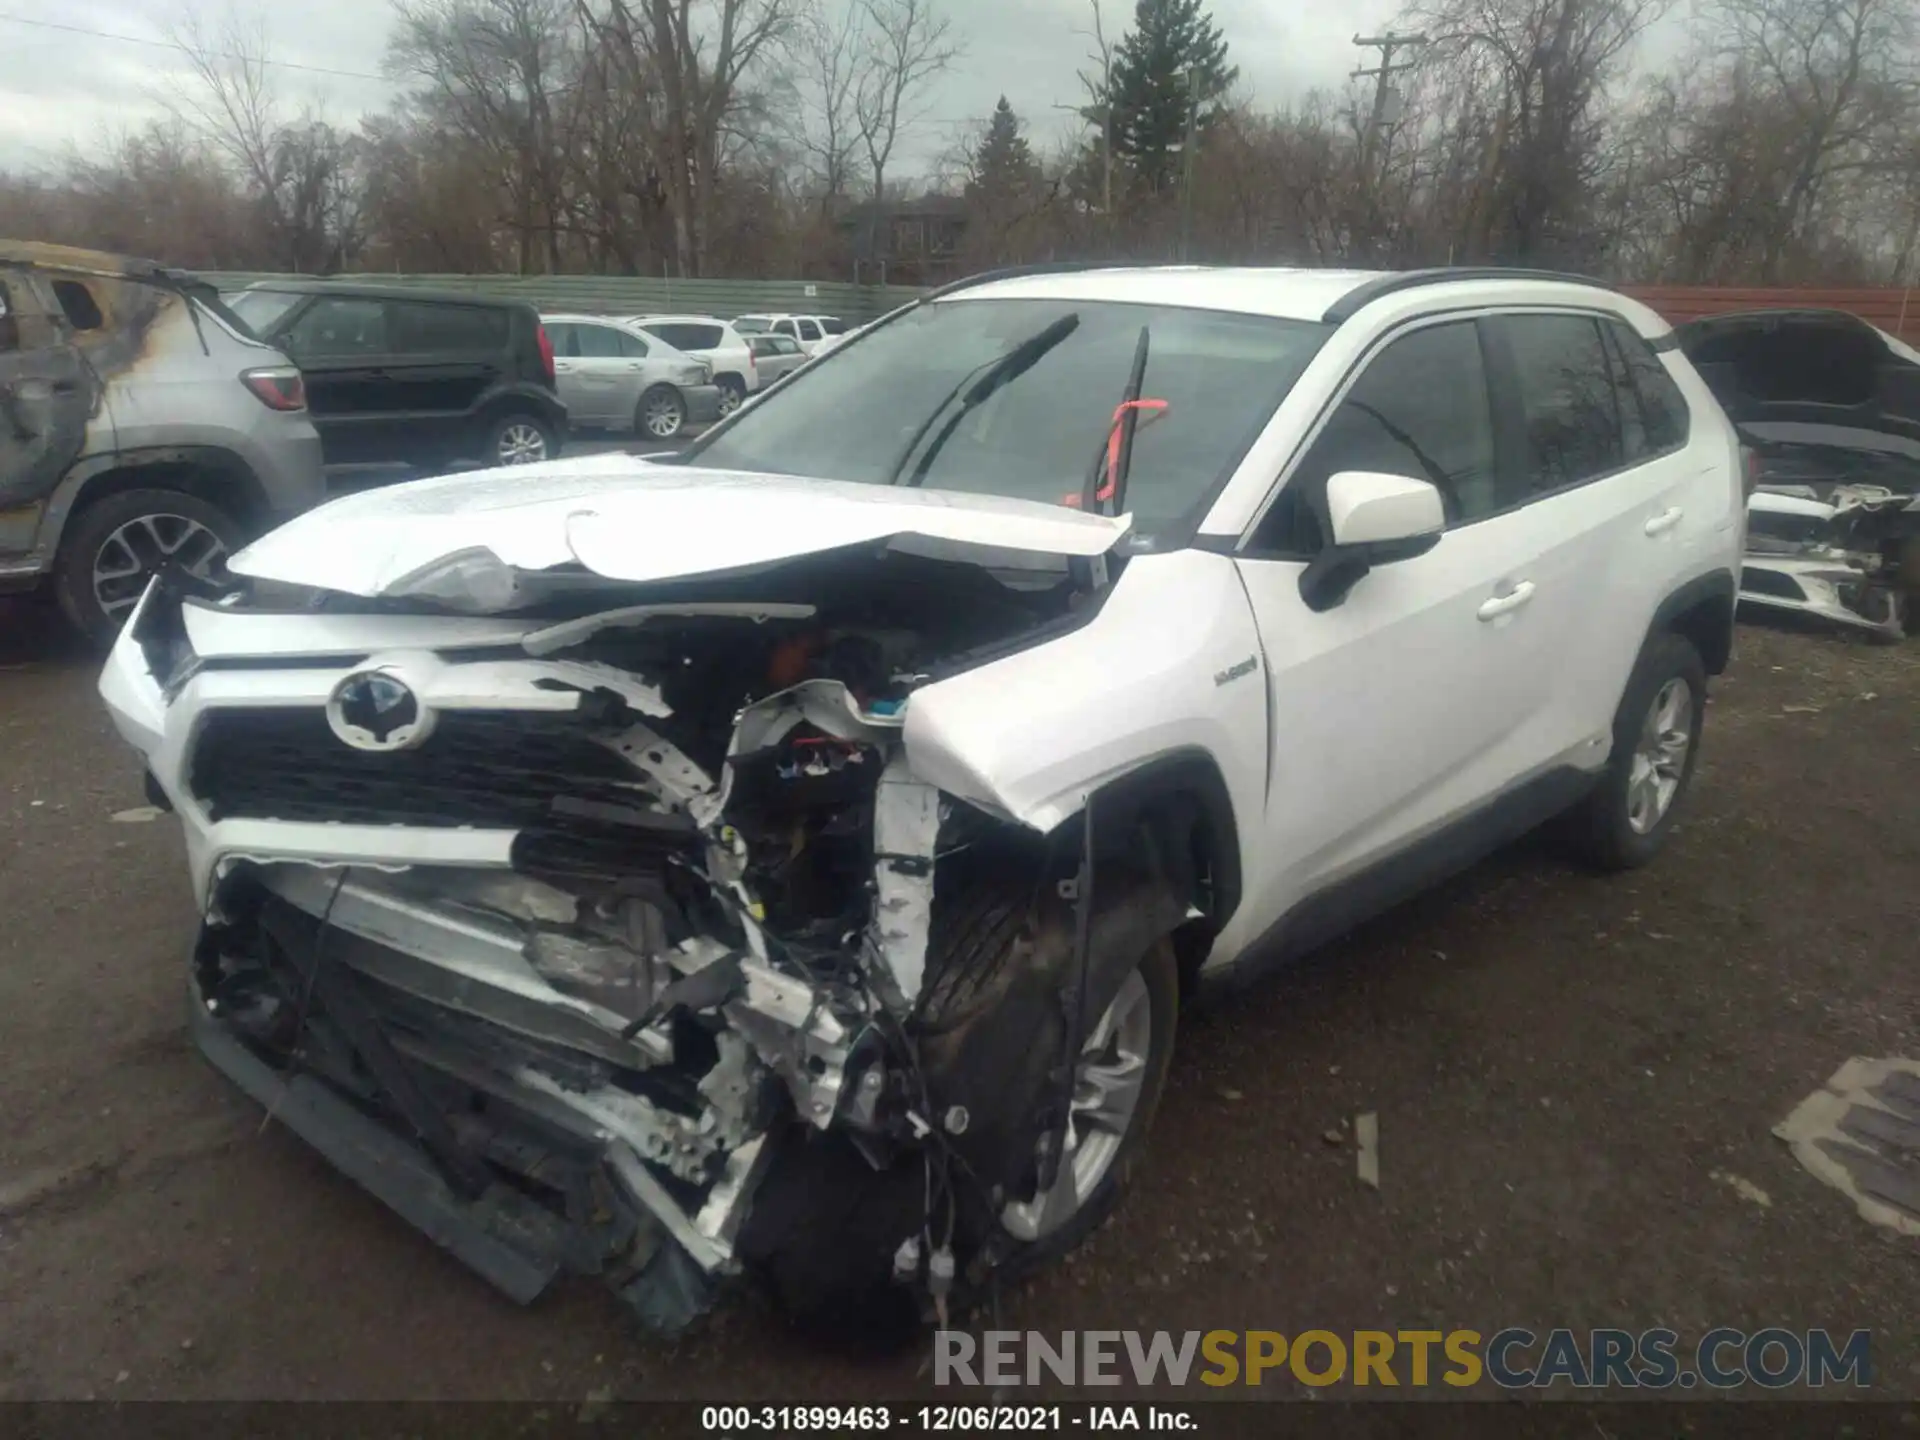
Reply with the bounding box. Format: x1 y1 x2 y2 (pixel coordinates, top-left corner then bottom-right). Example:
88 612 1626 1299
542 313 724 439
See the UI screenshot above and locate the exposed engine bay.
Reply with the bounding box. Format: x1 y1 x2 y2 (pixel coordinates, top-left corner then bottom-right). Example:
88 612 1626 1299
118 529 1193 1336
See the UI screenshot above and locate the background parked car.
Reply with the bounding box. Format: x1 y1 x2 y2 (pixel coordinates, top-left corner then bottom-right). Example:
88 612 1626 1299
1675 307 1920 639
1 241 325 647
626 315 759 416
542 313 720 440
226 281 566 470
731 313 846 355
743 332 808 384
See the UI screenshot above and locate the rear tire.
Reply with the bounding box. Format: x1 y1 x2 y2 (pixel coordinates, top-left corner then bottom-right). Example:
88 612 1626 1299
715 376 746 416
54 487 242 650
484 412 555 466
1557 631 1707 870
636 385 687 440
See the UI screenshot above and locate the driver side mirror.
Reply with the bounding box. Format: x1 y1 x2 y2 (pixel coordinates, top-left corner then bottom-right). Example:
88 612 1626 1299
1300 470 1445 613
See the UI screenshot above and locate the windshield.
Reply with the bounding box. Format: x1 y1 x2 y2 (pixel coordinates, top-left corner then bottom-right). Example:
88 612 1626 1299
732 316 772 334
682 297 1330 541
228 288 305 335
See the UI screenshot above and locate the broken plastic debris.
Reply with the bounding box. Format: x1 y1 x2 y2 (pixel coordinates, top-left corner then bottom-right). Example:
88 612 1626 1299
1708 1169 1772 1208
111 806 163 823
1355 1113 1379 1188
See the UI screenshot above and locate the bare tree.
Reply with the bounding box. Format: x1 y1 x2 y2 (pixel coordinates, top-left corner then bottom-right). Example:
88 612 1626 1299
1401 0 1667 265
785 1 866 215
851 0 961 259
1709 0 1918 278
582 0 797 278
165 9 367 272
388 0 575 274
1070 0 1119 222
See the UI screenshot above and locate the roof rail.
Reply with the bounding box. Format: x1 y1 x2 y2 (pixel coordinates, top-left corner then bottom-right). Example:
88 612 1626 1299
922 260 1125 302
1322 266 1613 324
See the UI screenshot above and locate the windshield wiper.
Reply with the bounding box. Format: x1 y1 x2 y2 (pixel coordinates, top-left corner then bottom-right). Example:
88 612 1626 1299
885 313 1080 487
1080 326 1154 516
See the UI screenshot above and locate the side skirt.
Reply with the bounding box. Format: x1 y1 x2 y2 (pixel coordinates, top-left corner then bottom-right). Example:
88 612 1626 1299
1196 764 1599 1002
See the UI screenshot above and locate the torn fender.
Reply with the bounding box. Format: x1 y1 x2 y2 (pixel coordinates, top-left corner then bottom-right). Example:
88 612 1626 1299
900 549 1269 836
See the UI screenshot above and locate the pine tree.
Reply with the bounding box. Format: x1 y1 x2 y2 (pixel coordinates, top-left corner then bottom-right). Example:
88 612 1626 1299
1106 0 1236 196
967 97 1038 203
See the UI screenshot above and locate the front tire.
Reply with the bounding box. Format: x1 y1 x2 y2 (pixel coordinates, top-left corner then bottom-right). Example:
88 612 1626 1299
1559 631 1707 870
54 487 242 650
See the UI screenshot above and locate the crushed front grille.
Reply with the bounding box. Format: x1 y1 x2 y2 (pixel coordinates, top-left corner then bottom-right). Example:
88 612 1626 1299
190 708 691 835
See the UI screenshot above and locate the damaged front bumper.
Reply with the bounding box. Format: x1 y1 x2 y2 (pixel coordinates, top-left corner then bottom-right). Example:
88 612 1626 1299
102 581 960 1332
1741 484 1920 641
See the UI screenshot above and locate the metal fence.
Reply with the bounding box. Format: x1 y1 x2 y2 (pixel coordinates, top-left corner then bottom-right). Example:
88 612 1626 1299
198 270 1920 344
198 272 931 324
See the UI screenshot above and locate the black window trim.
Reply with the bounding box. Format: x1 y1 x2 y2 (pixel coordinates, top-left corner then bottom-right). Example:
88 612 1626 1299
1232 302 1696 560
1601 316 1693 462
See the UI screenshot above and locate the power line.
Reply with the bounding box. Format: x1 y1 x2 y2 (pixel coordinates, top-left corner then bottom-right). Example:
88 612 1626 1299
0 11 392 82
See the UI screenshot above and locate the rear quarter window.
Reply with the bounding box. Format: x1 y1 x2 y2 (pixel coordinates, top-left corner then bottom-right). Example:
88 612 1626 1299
390 301 511 353
51 279 104 331
1603 320 1689 456
646 322 723 351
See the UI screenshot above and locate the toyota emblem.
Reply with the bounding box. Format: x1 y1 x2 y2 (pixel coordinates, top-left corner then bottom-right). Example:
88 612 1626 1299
325 668 437 752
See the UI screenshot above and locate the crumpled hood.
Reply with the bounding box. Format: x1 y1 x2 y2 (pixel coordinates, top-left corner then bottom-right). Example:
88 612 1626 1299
230 457 1133 597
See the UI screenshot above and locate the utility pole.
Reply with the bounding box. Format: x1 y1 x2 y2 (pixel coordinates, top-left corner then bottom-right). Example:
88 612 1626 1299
1351 32 1425 188
1178 64 1202 262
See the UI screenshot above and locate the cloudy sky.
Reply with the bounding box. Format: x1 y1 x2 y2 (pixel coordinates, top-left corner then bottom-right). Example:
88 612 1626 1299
0 0 1686 174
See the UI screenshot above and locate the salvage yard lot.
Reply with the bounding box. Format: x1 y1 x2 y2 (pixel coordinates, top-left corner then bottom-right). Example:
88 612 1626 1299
0 597 1915 1403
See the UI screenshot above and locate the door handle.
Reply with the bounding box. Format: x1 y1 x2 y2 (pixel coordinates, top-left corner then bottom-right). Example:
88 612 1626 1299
1477 580 1536 621
1643 506 1684 536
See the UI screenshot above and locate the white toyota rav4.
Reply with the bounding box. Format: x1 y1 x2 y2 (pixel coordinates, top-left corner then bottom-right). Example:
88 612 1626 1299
100 265 1746 1337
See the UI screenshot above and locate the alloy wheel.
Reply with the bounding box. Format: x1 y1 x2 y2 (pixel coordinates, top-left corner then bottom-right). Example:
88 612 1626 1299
1001 966 1153 1242
496 421 548 464
644 392 685 438
1626 677 1694 834
93 513 228 619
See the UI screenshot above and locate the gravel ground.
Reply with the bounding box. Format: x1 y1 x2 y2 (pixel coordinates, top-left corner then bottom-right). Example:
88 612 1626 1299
0 594 1915 1405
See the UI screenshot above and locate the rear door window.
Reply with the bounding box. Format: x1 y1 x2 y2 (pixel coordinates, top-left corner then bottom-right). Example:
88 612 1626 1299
390 301 510 354
1491 314 1624 498
644 322 721 352
0 278 16 351
797 319 823 342
773 319 798 338
573 324 628 359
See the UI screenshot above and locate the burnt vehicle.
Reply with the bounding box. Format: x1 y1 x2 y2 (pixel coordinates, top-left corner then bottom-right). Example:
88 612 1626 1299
1676 307 1920 641
99 265 1746 1336
0 242 326 647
